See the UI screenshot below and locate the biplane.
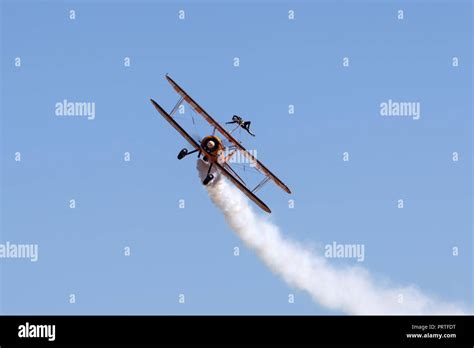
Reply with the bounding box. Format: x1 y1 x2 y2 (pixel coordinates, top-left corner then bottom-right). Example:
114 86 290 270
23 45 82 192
150 75 291 213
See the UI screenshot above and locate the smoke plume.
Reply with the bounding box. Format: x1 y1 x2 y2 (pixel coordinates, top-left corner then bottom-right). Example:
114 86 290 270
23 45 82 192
198 160 466 314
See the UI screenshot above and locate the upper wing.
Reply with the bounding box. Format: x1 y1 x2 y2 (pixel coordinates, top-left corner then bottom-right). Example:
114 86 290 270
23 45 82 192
150 98 200 151
215 162 271 213
165 75 291 194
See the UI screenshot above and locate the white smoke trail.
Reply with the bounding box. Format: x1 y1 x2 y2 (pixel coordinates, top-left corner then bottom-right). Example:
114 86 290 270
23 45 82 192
198 160 467 314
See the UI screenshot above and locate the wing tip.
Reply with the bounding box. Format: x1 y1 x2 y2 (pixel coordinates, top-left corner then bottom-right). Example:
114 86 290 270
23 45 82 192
260 202 272 214
258 198 272 214
280 183 292 194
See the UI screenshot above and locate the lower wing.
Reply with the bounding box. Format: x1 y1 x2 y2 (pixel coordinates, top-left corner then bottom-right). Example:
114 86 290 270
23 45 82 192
150 98 200 150
215 162 271 214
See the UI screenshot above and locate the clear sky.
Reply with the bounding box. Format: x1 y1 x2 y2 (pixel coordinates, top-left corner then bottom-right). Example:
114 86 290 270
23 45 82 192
0 0 472 314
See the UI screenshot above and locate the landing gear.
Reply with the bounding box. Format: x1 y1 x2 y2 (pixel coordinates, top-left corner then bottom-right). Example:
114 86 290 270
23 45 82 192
177 148 188 160
203 173 214 185
202 163 214 185
177 148 199 160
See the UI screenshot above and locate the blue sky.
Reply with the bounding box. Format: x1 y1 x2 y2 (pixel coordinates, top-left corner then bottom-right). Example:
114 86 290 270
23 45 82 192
0 0 472 314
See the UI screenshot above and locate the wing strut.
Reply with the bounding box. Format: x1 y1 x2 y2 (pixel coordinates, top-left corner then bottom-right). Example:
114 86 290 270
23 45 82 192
170 96 184 117
252 176 271 194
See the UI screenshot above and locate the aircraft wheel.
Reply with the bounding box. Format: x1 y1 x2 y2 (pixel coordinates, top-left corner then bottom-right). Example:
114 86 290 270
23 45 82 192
177 148 188 160
203 173 214 185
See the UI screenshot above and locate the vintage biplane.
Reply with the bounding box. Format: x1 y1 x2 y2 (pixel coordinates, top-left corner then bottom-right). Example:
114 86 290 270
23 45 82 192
150 75 291 213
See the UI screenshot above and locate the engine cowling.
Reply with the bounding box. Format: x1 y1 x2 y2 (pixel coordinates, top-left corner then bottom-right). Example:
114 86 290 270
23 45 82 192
200 135 222 156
